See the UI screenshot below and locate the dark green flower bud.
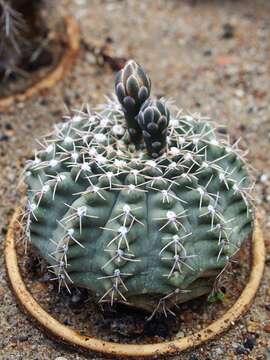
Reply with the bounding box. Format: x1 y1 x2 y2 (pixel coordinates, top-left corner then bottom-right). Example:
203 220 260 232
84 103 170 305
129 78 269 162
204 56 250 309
115 60 151 144
138 99 170 158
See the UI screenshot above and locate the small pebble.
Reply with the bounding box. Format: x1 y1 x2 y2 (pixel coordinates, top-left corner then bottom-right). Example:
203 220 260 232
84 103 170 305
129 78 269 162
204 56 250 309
203 48 212 56
0 134 9 141
106 36 114 43
189 355 199 360
221 23 235 39
215 347 223 355
11 335 29 342
260 174 268 183
217 127 227 135
177 331 185 338
235 89 245 98
243 336 256 350
4 123 12 130
235 345 248 355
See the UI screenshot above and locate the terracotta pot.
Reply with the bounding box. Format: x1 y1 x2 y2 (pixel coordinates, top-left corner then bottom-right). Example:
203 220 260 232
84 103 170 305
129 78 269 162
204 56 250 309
0 16 80 110
5 207 265 358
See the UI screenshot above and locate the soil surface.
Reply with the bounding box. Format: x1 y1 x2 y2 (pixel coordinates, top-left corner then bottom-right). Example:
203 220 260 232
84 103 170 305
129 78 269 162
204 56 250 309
0 0 270 359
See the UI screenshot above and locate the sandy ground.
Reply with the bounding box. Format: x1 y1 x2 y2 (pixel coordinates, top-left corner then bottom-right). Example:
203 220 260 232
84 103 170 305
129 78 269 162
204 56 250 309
0 0 270 359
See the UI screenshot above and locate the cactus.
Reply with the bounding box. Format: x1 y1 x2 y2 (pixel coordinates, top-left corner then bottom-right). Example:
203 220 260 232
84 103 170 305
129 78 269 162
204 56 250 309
0 0 50 81
0 0 28 77
22 60 254 316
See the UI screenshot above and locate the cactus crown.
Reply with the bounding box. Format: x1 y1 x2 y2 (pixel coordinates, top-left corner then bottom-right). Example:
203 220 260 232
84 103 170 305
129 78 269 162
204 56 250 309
23 60 254 316
115 60 152 145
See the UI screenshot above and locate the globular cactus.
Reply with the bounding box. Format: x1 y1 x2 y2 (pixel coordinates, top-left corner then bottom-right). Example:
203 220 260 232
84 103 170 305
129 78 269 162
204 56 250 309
23 60 254 316
0 0 26 76
0 0 48 80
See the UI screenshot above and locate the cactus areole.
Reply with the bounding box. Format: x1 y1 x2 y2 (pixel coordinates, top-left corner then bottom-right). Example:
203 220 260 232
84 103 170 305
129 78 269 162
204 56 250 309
23 60 254 315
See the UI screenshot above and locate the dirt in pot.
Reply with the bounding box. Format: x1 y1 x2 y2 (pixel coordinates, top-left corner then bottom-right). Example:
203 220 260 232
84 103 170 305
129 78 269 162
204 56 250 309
0 0 66 98
17 229 251 345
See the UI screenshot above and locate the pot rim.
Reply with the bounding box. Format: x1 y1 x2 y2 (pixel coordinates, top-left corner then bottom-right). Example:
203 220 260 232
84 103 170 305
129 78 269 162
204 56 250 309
5 207 265 358
0 15 80 110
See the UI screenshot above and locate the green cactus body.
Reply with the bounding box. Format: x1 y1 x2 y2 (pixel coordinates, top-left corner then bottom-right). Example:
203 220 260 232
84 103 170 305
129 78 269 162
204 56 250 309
0 0 28 76
23 61 253 315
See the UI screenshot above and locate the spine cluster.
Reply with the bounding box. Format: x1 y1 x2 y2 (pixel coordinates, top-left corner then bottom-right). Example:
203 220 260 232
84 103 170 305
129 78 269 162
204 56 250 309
0 0 27 76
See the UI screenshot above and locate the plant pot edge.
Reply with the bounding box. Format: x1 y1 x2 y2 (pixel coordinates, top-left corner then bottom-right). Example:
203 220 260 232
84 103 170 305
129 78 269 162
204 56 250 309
5 207 265 358
0 15 80 110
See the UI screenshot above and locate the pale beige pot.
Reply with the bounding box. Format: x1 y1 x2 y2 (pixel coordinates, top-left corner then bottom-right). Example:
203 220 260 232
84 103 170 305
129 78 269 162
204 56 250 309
5 208 265 358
